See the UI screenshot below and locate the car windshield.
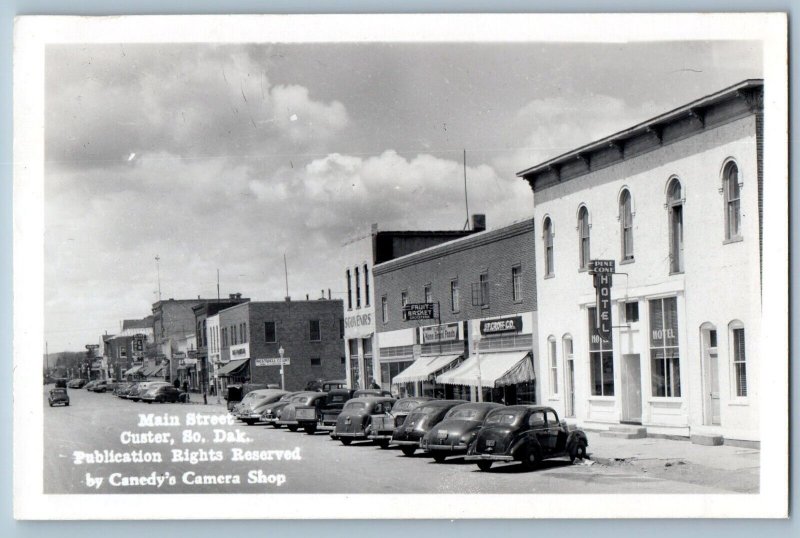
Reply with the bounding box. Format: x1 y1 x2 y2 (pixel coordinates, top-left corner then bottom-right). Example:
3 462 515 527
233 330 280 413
415 405 444 416
51 389 67 394
344 401 367 411
395 400 424 412
445 407 485 420
328 394 348 403
484 411 523 426
290 395 309 403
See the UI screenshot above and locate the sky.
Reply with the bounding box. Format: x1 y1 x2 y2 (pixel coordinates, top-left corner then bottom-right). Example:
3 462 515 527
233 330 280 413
43 40 762 352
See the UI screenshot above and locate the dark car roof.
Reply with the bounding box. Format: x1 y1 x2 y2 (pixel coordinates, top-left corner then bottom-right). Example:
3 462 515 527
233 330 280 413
449 402 503 411
346 396 395 405
417 399 468 409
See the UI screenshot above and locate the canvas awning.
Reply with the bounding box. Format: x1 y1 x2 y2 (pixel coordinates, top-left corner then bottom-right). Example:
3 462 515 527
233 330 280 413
436 351 534 387
148 365 165 377
123 365 143 376
392 354 462 385
216 358 249 377
140 365 157 376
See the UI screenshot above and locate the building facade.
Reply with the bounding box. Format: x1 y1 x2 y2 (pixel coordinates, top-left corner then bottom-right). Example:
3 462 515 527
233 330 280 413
208 299 346 392
342 220 484 390
151 298 212 382
373 218 539 403
192 295 250 394
518 79 762 446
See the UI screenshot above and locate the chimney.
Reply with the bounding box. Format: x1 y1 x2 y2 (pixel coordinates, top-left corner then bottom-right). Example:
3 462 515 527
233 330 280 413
471 214 486 232
328 288 331 300
285 296 291 302
306 294 309 300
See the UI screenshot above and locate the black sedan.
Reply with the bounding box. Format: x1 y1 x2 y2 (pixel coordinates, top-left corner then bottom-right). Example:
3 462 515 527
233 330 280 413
419 402 504 462
141 384 182 403
465 405 589 471
391 399 467 456
368 396 436 448
331 397 395 445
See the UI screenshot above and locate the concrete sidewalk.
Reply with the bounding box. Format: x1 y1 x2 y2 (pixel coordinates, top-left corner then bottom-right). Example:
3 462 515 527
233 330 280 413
585 431 760 471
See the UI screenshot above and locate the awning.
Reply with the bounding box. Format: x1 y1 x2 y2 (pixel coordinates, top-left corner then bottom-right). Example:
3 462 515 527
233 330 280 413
140 365 156 376
436 351 534 387
216 358 249 377
392 354 462 384
124 365 143 376
148 365 165 377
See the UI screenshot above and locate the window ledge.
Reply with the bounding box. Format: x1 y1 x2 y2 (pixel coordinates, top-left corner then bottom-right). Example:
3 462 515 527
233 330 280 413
513 299 524 304
648 397 684 404
669 270 684 276
548 396 560 401
723 236 743 245
727 399 750 406
587 396 615 402
544 273 555 280
620 258 635 265
481 304 490 310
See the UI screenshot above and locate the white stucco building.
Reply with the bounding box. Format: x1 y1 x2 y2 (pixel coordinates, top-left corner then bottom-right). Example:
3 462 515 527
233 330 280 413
518 79 763 447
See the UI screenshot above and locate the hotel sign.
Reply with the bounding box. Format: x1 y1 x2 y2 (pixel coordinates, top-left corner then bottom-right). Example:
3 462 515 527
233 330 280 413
402 303 436 321
480 316 523 335
589 259 614 342
420 323 459 344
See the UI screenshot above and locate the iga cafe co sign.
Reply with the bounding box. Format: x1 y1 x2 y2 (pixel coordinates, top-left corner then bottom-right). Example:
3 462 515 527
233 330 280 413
588 259 614 344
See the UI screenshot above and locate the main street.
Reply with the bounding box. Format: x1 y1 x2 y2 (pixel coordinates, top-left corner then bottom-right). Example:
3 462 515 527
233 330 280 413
44 387 757 495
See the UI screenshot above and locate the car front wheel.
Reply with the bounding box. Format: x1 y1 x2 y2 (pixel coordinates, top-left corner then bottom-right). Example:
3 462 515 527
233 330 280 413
433 453 447 463
477 461 493 471
401 447 416 457
288 425 298 432
521 447 541 471
376 440 390 449
569 439 588 463
304 425 316 435
341 438 352 446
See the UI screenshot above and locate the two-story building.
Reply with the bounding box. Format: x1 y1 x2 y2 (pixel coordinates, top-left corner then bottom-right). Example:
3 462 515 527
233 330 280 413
373 217 539 404
517 79 763 447
192 294 250 394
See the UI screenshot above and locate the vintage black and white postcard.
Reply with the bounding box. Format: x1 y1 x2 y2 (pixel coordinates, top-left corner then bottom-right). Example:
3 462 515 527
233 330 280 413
13 13 788 519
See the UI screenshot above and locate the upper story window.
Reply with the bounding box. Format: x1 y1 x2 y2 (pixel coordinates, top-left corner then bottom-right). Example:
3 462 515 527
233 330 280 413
400 291 408 308
723 161 742 241
730 321 747 397
667 178 684 273
424 284 432 304
578 206 590 270
355 267 361 308
381 296 388 324
364 264 370 307
264 321 276 343
202 320 207 348
620 189 634 262
512 265 522 302
346 269 352 310
309 319 321 341
479 273 489 307
450 279 459 312
543 217 554 276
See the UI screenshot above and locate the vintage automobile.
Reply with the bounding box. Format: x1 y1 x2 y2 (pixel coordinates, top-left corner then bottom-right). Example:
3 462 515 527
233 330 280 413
419 402 504 462
83 380 99 391
353 388 394 398
236 389 290 425
141 384 182 403
260 391 305 427
465 405 589 471
331 396 396 445
127 381 170 401
48 387 70 407
391 399 468 456
67 378 88 389
276 392 328 431
368 396 436 448
226 383 269 412
296 388 357 434
113 382 136 397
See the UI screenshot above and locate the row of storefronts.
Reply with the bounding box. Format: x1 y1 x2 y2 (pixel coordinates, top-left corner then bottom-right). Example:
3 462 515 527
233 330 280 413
343 79 763 447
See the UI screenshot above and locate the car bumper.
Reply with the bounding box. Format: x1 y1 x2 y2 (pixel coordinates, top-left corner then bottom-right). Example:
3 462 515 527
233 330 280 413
464 454 514 462
421 442 469 453
331 432 369 440
276 420 298 426
368 433 393 441
392 440 420 447
318 424 335 431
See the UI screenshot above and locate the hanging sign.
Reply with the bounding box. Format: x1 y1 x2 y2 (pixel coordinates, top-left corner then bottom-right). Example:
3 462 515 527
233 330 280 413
589 259 614 342
402 303 436 321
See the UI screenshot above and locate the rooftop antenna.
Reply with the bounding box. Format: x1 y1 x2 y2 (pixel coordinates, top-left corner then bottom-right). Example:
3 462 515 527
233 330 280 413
462 149 471 231
283 252 290 301
155 255 162 301
216 269 220 302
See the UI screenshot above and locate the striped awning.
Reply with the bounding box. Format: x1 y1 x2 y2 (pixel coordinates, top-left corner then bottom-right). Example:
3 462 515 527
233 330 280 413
124 365 144 376
216 358 249 377
392 354 462 384
436 351 534 387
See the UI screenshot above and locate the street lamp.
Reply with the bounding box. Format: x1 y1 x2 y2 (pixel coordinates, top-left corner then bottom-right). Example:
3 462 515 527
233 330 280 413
279 346 285 390
473 337 483 403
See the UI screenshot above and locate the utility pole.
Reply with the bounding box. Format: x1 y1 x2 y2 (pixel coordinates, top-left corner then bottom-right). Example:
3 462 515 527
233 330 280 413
283 253 290 300
155 255 162 301
463 149 470 231
216 268 220 302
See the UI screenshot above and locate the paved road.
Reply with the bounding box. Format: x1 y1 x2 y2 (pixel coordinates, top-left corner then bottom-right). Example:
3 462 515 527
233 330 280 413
44 386 741 494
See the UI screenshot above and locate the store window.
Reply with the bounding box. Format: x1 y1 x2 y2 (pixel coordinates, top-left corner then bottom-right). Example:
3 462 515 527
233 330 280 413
548 336 558 396
264 321 276 343
649 297 681 397
723 161 742 240
380 360 413 392
667 178 684 273
512 265 522 302
578 206 590 270
620 189 634 261
588 306 614 396
450 279 459 312
543 217 554 276
730 321 747 397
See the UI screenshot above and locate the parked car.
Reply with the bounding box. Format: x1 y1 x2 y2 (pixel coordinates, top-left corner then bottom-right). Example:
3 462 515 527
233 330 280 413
141 384 182 403
67 378 88 389
84 380 99 391
420 402 504 462
225 383 269 411
297 388 356 434
88 380 113 393
465 406 589 471
304 378 347 392
391 399 468 456
276 392 328 431
236 390 290 425
47 387 70 407
353 388 393 398
127 381 170 401
368 396 436 448
260 392 305 427
113 382 135 397
331 396 396 445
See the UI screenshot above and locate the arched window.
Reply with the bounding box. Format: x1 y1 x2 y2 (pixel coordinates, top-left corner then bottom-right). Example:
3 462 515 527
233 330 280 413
723 161 742 240
620 189 634 261
578 206 590 270
729 320 747 397
667 178 684 273
543 217 554 277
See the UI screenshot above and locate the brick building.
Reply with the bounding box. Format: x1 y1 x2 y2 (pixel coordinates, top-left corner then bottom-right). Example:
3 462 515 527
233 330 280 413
342 220 483 390
372 218 538 404
103 317 153 381
517 79 762 446
208 299 345 393
151 298 215 382
192 295 250 394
